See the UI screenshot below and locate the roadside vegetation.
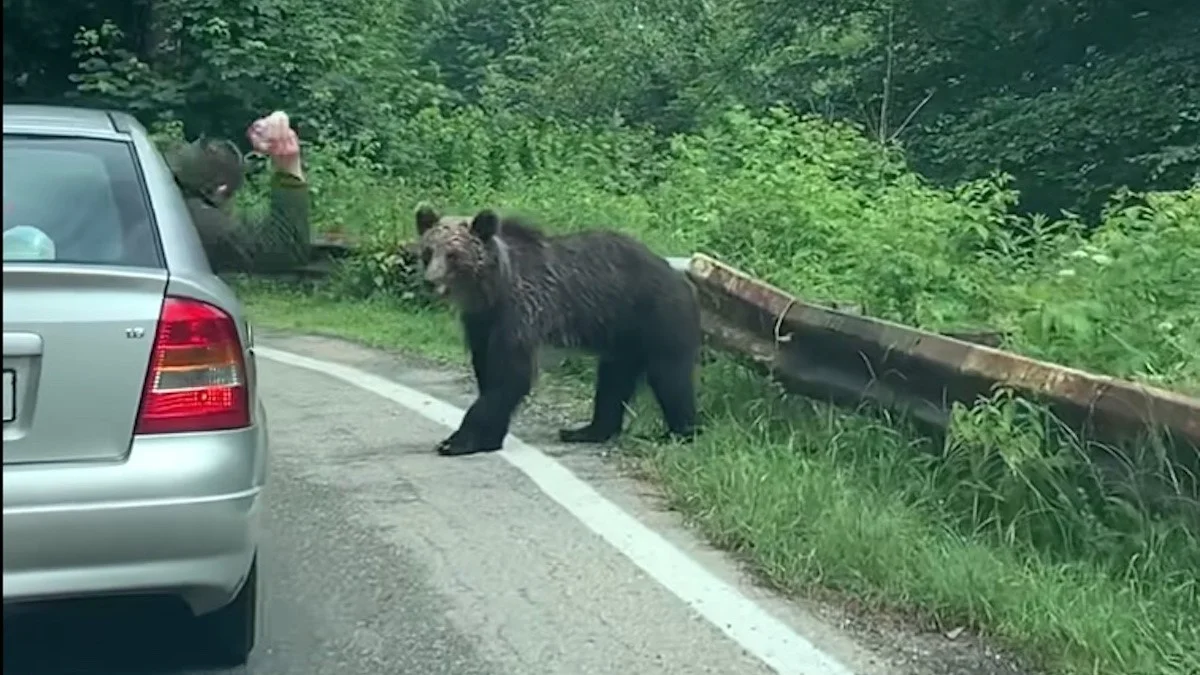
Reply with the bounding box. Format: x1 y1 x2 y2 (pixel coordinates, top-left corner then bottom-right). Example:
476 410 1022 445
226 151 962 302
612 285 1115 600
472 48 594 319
8 1 1199 672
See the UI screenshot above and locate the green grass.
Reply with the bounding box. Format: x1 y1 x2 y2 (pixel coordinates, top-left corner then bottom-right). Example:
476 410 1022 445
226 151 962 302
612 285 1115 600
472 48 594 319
240 280 463 363
235 278 1199 675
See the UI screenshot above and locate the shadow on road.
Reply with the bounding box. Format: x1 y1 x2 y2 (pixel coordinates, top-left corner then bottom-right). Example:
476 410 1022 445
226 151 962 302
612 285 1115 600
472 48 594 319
3 598 223 675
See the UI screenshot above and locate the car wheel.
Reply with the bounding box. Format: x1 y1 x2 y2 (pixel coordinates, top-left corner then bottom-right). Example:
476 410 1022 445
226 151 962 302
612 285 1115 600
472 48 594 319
194 556 258 667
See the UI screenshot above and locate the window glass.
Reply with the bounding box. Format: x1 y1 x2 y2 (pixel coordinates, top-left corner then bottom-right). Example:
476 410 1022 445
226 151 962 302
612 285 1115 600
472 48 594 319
3 135 162 268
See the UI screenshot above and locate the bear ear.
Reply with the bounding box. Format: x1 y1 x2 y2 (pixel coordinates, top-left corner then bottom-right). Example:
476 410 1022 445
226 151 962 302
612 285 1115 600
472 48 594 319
470 209 500 241
415 204 440 235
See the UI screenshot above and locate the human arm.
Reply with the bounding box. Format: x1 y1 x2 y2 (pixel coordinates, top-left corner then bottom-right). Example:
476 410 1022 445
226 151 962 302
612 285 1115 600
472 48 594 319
236 168 311 272
230 111 312 272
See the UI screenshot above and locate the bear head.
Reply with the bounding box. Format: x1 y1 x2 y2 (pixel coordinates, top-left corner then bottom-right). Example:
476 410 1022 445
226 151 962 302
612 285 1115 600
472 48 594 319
414 205 503 308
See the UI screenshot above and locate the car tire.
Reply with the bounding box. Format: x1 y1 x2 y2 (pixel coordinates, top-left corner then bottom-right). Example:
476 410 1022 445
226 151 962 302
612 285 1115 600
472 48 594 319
193 556 258 668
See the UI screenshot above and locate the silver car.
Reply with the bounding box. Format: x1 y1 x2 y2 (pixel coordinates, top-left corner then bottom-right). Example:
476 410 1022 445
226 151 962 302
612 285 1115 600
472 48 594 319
2 104 267 667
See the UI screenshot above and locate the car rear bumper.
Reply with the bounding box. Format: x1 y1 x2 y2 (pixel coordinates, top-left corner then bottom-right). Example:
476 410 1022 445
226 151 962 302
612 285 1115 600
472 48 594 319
2 406 268 615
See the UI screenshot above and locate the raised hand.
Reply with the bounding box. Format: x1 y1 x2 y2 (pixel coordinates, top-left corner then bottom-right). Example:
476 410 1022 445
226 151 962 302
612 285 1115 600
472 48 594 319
247 111 303 179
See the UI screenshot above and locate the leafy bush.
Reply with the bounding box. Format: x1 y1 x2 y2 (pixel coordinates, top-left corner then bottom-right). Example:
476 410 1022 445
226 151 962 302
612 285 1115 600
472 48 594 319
638 107 1200 387
302 104 1197 390
325 232 431 305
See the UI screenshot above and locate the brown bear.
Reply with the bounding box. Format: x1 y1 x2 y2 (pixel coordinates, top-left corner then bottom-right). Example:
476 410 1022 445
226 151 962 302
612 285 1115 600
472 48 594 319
415 206 702 456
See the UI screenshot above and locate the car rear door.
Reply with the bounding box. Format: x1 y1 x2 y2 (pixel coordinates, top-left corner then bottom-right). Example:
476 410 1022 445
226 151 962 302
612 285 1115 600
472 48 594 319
3 133 168 465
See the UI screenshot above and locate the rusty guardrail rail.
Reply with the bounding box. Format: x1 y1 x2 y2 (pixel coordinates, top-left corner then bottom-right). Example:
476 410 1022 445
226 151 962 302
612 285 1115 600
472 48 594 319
685 253 1200 480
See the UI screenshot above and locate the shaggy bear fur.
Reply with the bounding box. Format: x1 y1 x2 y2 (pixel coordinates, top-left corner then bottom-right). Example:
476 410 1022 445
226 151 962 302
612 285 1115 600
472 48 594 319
415 206 702 456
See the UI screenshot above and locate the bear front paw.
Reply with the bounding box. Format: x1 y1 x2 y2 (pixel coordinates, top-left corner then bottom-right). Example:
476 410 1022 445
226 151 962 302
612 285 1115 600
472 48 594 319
435 433 503 456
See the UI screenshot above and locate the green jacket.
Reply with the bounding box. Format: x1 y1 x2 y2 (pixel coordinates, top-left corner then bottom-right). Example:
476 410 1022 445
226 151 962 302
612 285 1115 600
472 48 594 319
187 171 311 273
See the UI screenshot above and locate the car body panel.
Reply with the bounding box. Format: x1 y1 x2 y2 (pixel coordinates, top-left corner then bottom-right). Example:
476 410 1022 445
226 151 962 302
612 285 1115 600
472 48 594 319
2 266 168 464
2 103 267 619
2 409 267 614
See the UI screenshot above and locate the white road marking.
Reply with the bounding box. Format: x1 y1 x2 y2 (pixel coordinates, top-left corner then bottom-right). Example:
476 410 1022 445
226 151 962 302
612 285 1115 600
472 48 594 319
257 346 857 675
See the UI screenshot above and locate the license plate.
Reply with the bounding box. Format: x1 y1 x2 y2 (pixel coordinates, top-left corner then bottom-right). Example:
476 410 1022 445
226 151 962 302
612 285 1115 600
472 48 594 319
3 369 15 423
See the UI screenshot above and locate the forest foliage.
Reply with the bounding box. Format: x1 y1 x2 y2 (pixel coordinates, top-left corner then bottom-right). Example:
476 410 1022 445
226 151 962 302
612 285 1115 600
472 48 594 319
6 0 1198 216
4 0 1199 389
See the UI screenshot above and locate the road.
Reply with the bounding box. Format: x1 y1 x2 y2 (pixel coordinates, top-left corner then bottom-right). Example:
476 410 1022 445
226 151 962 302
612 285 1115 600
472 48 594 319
2 334 886 675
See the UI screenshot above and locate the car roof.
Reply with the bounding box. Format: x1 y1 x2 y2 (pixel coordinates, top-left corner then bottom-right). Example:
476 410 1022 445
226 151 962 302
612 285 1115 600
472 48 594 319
3 104 142 142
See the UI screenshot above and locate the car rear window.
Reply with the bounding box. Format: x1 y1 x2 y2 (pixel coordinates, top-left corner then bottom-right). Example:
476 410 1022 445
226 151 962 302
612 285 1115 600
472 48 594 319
3 135 162 268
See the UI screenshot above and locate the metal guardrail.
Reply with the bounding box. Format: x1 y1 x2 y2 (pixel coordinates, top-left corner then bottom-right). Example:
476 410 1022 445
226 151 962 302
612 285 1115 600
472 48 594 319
683 253 1200 480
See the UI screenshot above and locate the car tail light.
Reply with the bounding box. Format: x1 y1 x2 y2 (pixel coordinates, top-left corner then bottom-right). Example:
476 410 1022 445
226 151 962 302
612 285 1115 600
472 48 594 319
135 296 250 435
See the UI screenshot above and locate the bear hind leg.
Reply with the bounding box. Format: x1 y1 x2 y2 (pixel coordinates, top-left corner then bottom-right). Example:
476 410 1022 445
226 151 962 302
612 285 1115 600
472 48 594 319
646 353 699 442
559 356 643 443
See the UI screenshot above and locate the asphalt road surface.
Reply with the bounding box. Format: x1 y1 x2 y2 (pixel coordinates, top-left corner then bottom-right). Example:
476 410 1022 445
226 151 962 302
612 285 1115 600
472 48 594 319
3 334 885 675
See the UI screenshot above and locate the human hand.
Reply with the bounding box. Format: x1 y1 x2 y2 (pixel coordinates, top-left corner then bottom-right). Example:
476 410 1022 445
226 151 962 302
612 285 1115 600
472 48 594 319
247 111 303 180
